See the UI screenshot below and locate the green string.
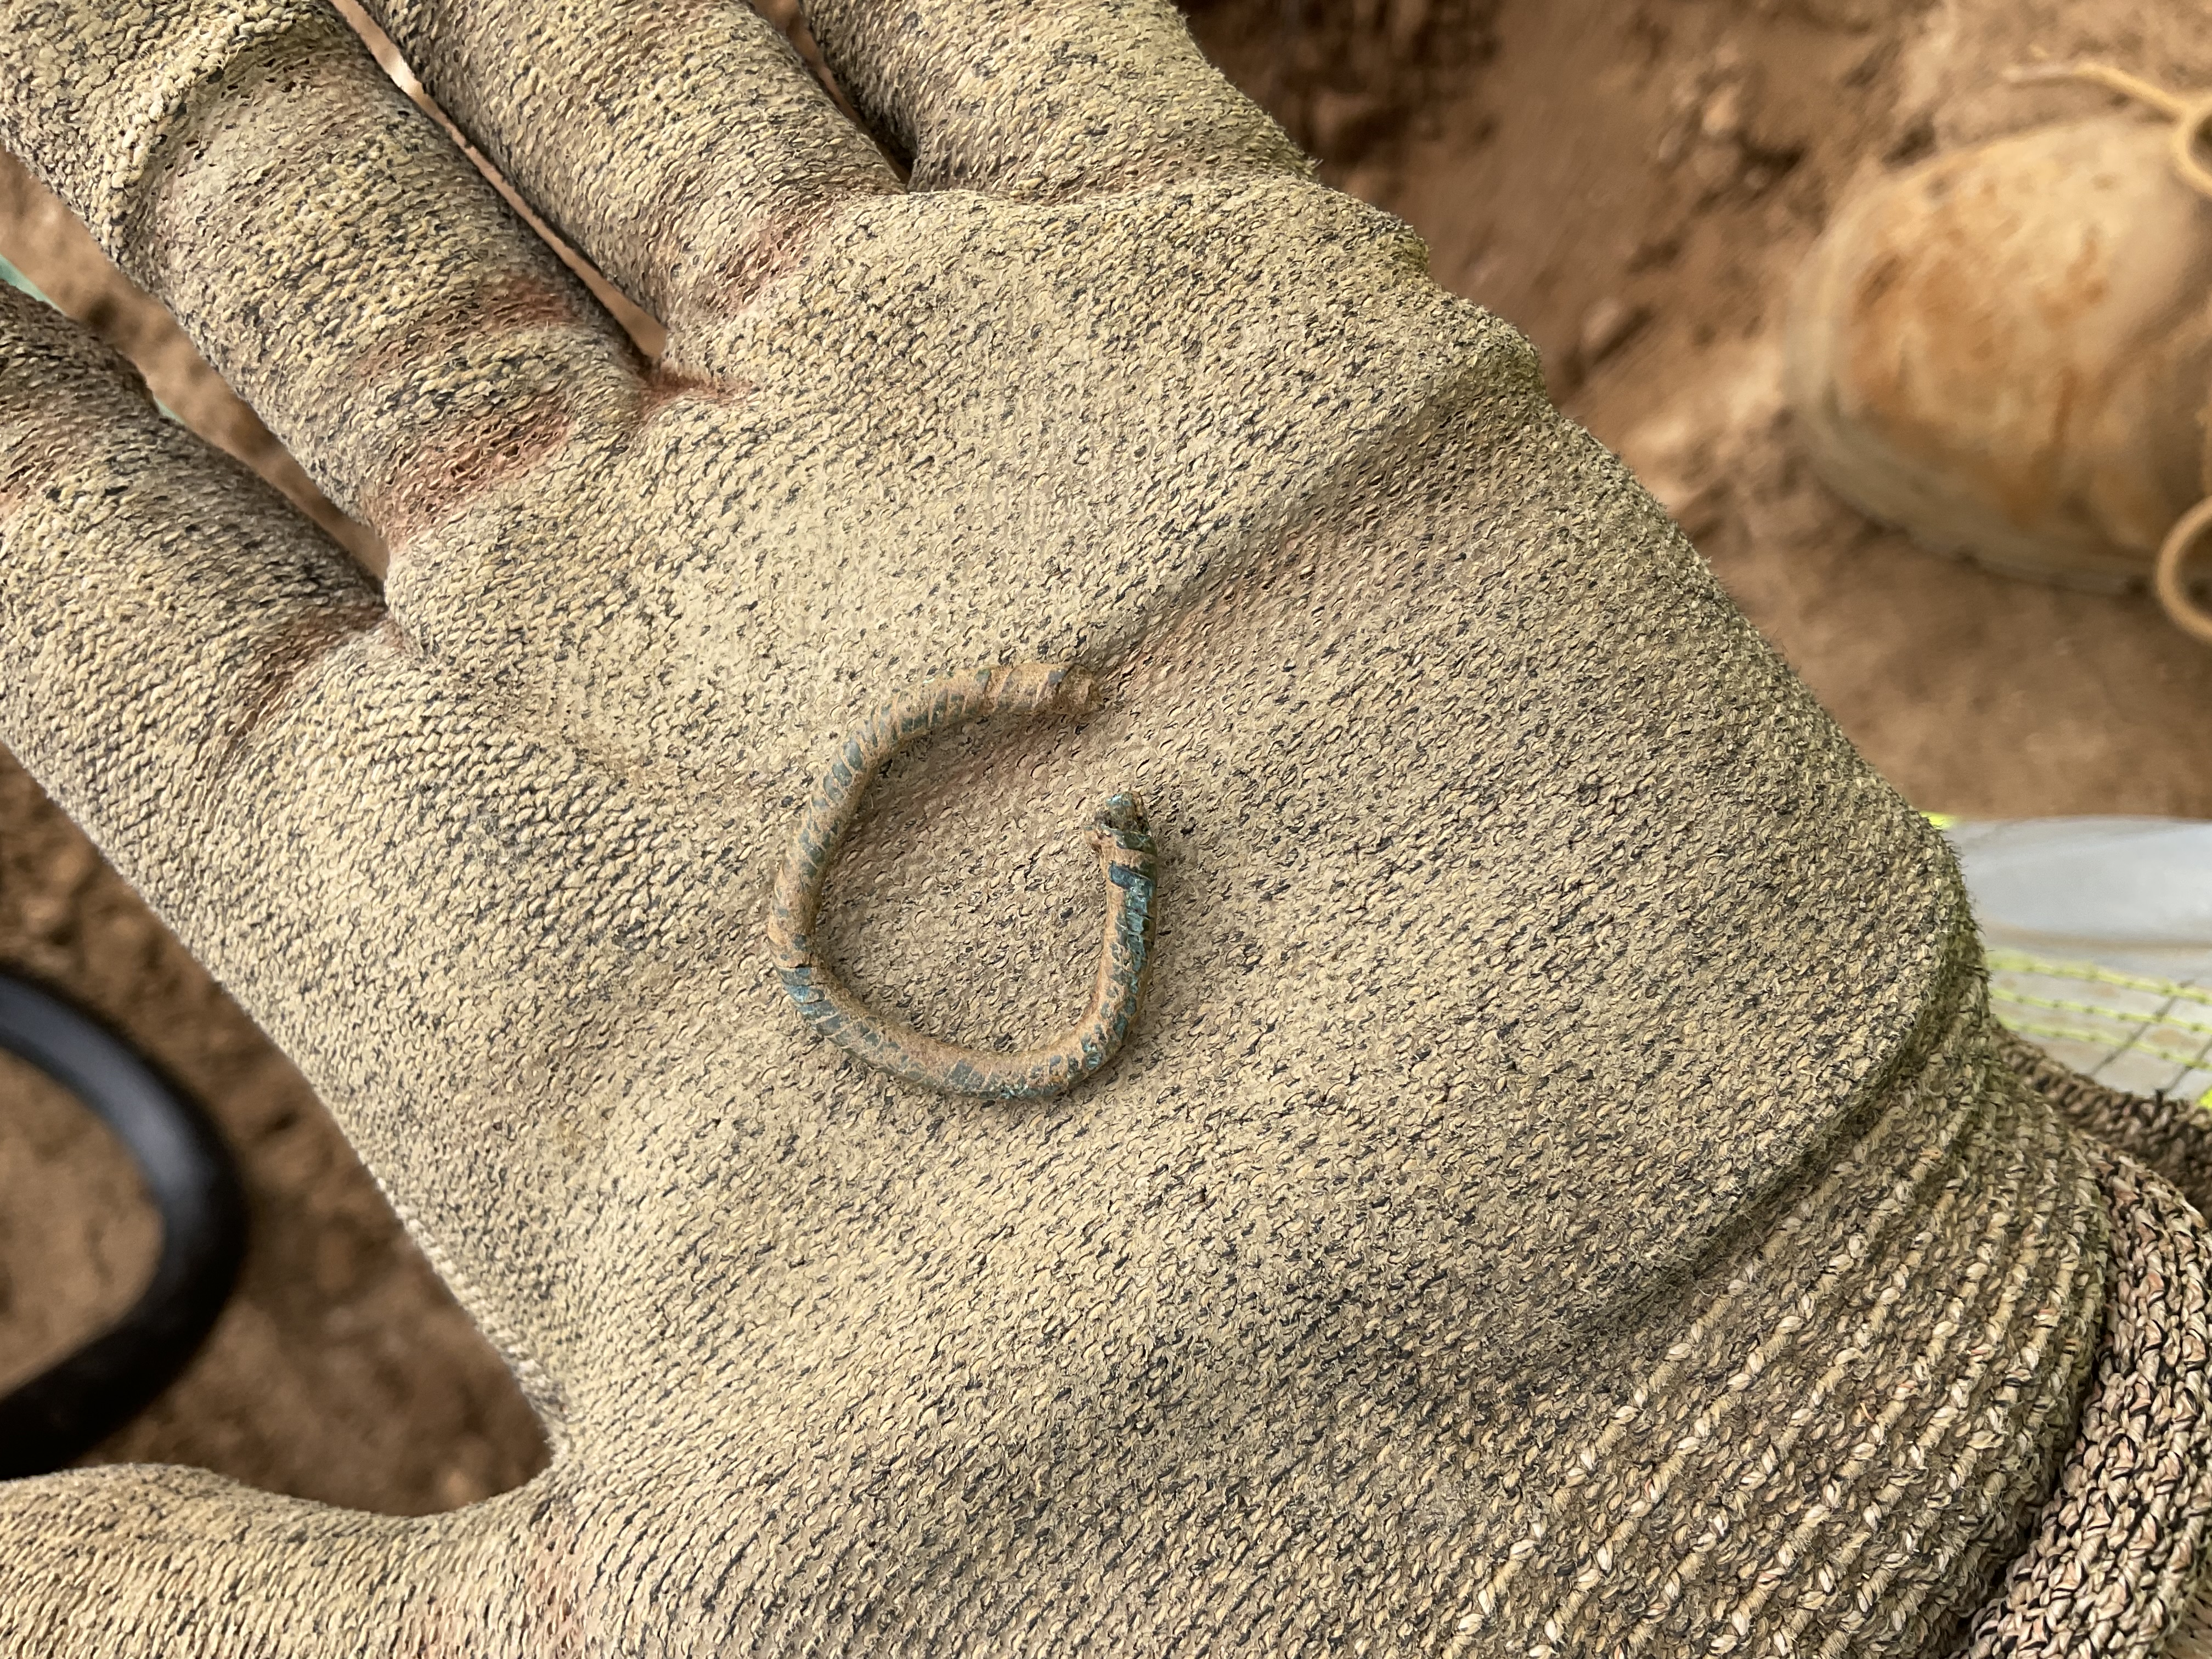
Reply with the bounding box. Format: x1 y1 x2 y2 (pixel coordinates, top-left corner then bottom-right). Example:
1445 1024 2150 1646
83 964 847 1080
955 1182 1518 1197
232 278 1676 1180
0 252 49 303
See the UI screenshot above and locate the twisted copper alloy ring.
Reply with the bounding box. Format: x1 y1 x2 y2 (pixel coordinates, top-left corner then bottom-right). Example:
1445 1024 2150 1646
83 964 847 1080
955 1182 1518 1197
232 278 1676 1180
766 664 1158 1099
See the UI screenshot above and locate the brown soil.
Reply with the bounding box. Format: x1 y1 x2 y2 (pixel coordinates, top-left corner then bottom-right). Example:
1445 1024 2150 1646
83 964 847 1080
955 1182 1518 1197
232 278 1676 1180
1195 0 2212 817
0 762 546 1511
0 0 2208 1516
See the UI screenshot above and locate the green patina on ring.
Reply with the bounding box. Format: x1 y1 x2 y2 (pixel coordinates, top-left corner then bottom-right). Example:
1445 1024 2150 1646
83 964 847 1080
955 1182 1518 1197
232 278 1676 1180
766 663 1157 1099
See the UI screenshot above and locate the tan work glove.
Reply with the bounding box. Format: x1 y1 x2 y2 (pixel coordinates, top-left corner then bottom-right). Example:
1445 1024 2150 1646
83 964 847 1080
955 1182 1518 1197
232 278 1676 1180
2 2 2201 1654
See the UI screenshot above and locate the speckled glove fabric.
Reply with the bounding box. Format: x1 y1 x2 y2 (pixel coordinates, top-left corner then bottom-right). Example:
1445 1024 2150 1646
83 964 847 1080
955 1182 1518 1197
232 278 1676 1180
2 2 2209 1654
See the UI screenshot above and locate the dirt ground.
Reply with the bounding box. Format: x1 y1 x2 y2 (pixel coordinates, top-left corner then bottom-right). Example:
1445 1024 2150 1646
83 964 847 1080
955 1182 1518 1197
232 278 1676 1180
1 0 2209 1515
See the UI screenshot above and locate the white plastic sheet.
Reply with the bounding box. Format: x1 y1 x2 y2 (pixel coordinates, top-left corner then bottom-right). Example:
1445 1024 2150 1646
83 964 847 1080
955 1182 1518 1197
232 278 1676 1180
1946 817 2212 1102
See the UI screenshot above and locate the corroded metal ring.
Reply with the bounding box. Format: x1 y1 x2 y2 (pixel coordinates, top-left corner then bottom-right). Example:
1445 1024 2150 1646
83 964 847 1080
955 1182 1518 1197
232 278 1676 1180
766 664 1157 1099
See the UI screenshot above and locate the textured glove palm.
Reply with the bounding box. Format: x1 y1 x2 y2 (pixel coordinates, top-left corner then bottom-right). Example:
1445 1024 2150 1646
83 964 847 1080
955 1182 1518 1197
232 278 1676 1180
0 1 2136 1654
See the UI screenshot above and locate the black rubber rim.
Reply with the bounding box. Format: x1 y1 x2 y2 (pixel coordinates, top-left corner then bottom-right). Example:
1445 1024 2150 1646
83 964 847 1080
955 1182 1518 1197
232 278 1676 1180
0 973 245 1480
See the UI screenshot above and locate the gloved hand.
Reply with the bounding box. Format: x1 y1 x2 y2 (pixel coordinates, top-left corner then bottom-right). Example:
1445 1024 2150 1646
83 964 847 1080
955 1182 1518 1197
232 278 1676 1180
0 2 2183 1654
